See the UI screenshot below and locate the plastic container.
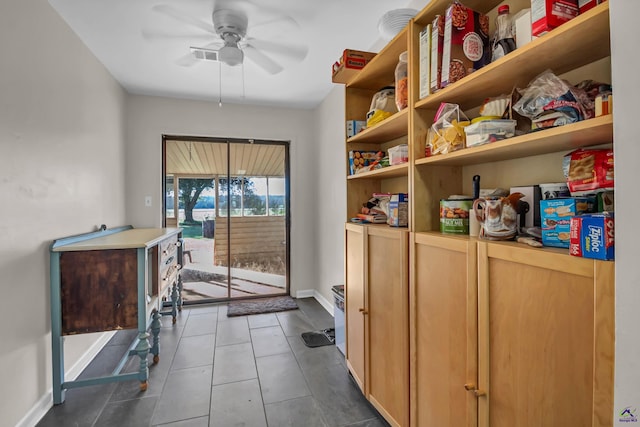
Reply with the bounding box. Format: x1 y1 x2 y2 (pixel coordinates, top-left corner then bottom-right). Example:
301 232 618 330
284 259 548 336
331 285 345 355
464 119 516 147
395 51 408 111
491 4 516 62
388 144 409 165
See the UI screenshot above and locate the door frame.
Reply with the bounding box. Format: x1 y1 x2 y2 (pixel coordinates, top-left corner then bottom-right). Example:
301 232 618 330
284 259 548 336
161 134 291 303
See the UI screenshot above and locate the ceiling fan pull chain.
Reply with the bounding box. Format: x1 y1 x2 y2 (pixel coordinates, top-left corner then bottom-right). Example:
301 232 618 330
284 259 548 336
218 61 223 107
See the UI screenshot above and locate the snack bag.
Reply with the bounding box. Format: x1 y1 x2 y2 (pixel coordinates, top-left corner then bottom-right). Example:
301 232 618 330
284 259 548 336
566 148 614 196
427 103 470 155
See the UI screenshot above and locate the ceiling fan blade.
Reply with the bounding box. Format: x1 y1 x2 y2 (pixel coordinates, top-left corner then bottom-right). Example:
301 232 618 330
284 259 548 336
243 45 283 74
141 30 214 42
244 38 308 62
152 4 216 35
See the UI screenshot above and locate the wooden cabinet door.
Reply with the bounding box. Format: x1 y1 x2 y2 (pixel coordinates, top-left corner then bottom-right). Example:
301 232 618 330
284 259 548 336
411 234 477 427
478 243 614 427
367 227 409 427
345 223 367 392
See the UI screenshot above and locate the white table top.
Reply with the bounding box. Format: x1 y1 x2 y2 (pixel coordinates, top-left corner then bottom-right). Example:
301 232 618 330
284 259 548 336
52 228 182 252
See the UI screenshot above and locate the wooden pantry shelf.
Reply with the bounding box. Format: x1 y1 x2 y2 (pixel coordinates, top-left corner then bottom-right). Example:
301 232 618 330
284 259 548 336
347 28 407 90
413 0 502 26
347 109 408 144
415 115 613 167
347 163 409 180
415 2 611 111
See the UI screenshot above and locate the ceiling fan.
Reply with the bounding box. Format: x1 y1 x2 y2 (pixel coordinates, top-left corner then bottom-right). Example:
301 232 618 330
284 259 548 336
145 1 309 75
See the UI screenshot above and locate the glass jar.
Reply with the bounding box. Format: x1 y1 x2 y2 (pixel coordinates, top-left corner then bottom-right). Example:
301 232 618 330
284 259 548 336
395 51 408 111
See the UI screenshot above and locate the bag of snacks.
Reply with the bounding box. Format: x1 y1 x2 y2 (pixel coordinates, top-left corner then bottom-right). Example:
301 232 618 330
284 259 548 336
564 148 614 196
427 103 470 155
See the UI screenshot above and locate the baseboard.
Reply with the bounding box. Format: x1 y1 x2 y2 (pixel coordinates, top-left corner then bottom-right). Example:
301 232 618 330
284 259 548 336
295 289 334 317
17 331 115 427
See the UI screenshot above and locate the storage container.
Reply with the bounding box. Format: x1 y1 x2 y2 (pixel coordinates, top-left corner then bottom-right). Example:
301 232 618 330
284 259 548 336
388 144 409 165
464 119 516 147
331 285 345 355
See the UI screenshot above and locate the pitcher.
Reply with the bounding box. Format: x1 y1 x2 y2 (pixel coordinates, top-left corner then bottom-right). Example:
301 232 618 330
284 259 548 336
473 193 524 240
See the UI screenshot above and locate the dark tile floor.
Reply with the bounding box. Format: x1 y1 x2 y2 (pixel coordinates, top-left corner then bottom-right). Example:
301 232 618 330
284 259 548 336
37 298 389 427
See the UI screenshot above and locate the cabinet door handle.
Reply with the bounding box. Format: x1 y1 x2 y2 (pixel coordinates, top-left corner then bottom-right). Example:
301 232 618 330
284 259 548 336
358 308 368 315
464 383 486 397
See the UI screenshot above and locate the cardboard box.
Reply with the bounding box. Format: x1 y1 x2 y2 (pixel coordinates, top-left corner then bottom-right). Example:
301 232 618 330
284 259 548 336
510 185 542 227
419 24 432 99
346 120 366 138
569 213 614 260
348 150 380 175
340 49 376 70
531 0 579 37
540 197 595 248
578 0 606 14
513 8 535 48
388 144 408 165
388 193 409 227
430 15 444 93
441 3 490 87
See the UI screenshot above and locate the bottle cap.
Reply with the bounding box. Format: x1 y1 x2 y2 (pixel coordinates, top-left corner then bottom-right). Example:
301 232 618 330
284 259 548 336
498 5 510 14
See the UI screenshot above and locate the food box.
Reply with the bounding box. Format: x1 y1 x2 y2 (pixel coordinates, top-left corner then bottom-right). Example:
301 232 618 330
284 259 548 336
539 182 570 199
388 144 408 165
430 15 444 92
346 120 366 138
388 193 409 227
464 119 516 147
531 0 579 37
578 0 606 14
348 151 381 175
569 213 614 260
540 197 595 248
440 199 472 234
332 49 377 84
419 24 432 99
514 8 535 48
441 3 490 87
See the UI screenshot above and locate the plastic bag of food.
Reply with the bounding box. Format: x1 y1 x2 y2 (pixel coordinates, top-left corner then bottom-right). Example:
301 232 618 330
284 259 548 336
513 70 593 130
565 148 614 196
427 103 470 155
366 87 396 127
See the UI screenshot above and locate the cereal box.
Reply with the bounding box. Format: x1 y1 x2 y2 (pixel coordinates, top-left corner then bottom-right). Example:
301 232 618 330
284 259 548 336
441 3 490 87
569 213 614 260
430 15 444 92
540 197 595 248
388 193 409 227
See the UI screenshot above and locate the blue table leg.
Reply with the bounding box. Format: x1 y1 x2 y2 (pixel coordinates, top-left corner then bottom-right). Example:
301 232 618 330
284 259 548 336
135 332 150 391
150 309 161 364
50 252 66 404
170 282 178 324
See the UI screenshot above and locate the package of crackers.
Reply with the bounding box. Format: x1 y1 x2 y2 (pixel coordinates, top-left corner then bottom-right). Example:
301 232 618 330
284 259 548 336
565 148 614 196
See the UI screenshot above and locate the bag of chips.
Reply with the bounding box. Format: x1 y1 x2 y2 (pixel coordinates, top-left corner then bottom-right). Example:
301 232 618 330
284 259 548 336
427 103 470 155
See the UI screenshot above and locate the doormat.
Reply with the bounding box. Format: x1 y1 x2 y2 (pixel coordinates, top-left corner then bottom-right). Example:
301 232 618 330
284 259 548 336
301 328 335 348
227 296 299 317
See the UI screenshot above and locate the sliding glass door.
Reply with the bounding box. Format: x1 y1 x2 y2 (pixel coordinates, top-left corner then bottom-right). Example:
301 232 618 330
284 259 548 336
163 136 289 303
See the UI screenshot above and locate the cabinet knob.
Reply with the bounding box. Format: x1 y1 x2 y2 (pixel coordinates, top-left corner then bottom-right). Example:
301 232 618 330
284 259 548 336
464 383 476 391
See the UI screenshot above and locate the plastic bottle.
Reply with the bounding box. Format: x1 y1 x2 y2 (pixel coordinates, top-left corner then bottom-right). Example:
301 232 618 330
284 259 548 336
491 5 516 62
395 51 408 111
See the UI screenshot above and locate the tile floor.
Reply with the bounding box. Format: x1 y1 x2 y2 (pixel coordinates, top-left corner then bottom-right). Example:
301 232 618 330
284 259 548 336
37 298 388 427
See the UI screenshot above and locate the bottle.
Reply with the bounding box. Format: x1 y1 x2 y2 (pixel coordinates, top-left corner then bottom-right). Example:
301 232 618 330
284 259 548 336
491 5 516 62
395 51 408 111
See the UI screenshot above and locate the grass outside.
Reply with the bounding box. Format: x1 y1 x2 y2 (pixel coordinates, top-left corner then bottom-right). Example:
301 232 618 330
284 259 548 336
179 221 202 239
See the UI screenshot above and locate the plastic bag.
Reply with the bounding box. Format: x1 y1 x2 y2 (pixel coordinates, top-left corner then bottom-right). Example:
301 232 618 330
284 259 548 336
366 87 396 127
427 103 470 155
512 70 593 130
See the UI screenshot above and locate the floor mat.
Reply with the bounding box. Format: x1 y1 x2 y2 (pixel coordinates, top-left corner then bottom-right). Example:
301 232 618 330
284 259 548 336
227 295 298 317
301 328 335 348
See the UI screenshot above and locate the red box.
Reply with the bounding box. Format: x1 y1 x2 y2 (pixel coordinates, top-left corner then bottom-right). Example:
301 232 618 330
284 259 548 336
340 49 376 70
531 0 579 36
578 0 606 14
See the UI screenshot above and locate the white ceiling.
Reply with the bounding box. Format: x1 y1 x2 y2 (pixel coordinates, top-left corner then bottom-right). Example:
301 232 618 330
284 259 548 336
48 0 419 109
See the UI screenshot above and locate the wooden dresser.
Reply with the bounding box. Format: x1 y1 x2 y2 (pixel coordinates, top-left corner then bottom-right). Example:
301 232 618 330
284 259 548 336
49 225 183 404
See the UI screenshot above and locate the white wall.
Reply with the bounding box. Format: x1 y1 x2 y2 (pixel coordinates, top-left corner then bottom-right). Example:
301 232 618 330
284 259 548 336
0 1 127 426
312 86 347 305
124 95 318 297
610 2 640 425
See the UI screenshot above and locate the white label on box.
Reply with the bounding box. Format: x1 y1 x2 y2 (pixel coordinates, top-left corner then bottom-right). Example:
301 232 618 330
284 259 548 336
419 25 431 99
430 22 440 90
441 13 453 85
531 0 546 23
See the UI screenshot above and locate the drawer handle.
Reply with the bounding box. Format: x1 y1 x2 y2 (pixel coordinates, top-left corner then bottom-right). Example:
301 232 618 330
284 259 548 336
165 256 174 265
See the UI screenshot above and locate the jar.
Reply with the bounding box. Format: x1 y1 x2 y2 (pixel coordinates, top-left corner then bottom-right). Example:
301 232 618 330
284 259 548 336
395 51 408 111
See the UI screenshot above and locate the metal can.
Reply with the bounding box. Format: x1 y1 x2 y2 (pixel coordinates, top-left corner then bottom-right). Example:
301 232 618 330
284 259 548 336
440 199 472 234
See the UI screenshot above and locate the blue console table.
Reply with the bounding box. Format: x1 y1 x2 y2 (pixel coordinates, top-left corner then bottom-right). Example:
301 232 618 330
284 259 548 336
49 225 183 404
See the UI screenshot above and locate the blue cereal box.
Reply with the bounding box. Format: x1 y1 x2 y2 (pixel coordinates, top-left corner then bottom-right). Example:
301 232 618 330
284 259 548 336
388 193 409 227
569 213 615 260
540 197 595 248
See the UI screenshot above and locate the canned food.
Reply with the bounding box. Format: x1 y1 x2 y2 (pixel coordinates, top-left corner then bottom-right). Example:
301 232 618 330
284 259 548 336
440 199 472 234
